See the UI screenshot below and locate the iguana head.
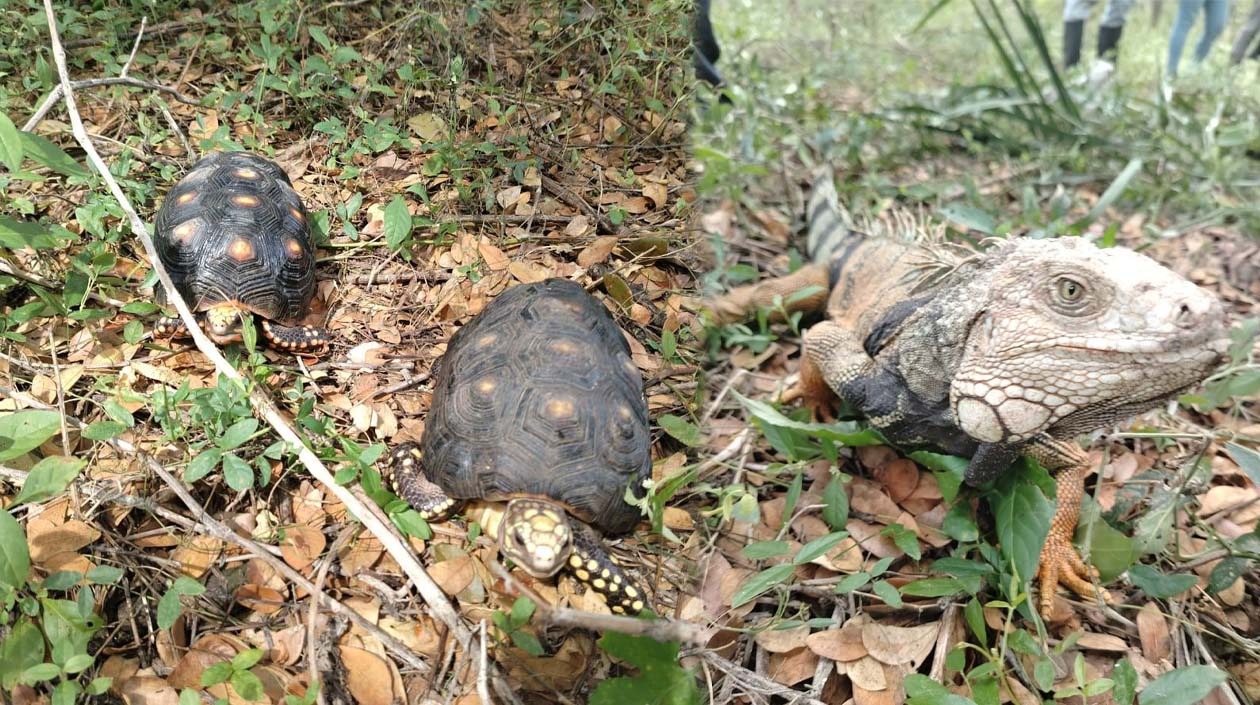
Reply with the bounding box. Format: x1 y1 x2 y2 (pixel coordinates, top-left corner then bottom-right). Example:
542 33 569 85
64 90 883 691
951 236 1228 445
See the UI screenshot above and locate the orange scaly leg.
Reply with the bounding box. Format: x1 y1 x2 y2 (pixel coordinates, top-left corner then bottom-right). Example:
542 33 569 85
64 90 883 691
705 263 830 324
1027 436 1112 615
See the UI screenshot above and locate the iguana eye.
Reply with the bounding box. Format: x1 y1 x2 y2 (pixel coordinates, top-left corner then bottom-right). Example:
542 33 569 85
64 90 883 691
1056 277 1086 304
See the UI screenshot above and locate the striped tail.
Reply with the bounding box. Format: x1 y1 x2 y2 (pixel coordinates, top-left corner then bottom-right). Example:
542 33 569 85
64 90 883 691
805 174 858 262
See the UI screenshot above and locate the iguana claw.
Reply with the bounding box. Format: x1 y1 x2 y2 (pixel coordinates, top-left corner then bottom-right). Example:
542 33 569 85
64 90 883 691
1035 523 1112 616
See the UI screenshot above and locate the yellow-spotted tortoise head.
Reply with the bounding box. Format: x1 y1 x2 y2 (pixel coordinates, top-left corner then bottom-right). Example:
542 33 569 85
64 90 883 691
152 151 330 356
499 498 573 578
203 303 246 344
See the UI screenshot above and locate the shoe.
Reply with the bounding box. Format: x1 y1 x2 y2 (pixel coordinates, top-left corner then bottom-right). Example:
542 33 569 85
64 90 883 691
1064 20 1084 68
1097 24 1123 63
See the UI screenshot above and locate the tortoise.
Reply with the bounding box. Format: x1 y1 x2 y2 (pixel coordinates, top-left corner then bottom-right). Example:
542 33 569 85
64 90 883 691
152 151 329 354
385 278 653 614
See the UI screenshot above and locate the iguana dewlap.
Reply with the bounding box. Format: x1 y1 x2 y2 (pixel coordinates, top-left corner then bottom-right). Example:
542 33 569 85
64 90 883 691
709 175 1229 615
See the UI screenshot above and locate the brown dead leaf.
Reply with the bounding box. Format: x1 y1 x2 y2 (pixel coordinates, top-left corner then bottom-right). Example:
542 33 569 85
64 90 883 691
846 656 888 691
1076 632 1128 652
235 584 286 615
862 621 939 668
768 646 818 686
340 646 397 705
118 676 182 705
643 182 668 209
849 478 902 521
754 623 810 653
806 624 868 662
1229 662 1260 700
662 507 695 531
478 239 510 271
170 535 225 579
577 235 619 267
279 524 326 571
874 458 920 504
429 554 477 596
27 517 100 566
1137 601 1171 663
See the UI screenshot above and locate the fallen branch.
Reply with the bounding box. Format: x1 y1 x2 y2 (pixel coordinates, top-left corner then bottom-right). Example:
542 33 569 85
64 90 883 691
38 3 512 701
23 76 199 132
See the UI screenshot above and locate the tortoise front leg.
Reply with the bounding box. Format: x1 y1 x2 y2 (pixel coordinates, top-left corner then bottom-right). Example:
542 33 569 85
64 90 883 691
385 442 460 522
155 315 190 338
566 523 649 615
259 319 331 355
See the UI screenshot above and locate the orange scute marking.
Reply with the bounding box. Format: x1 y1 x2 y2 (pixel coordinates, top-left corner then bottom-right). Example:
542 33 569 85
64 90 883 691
176 192 196 205
173 222 197 243
231 194 260 207
545 397 575 419
285 238 304 259
227 237 255 261
289 207 305 222
235 168 259 179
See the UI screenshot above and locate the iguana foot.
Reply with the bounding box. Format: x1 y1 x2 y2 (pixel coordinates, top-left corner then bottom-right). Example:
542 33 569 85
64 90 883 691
1028 437 1111 615
781 355 838 421
705 263 830 324
1035 521 1112 616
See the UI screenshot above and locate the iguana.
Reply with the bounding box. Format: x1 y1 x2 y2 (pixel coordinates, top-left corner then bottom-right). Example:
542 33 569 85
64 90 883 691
708 175 1229 615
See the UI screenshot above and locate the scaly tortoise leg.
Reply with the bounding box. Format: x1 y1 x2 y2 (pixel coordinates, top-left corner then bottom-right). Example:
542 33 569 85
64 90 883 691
705 262 831 325
1026 435 1112 615
567 523 649 615
155 315 190 338
260 319 330 356
385 442 460 521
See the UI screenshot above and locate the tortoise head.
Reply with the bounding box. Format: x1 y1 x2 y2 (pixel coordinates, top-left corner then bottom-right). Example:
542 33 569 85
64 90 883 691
500 498 572 578
202 303 246 344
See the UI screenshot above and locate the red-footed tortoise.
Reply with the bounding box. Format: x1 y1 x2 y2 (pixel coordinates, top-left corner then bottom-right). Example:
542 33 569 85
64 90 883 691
153 151 328 354
385 278 653 614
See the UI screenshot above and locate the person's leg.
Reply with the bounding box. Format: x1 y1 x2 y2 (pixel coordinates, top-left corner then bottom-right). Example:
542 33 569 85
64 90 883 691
1231 0 1260 63
1168 0 1205 76
1194 0 1231 62
1063 0 1098 67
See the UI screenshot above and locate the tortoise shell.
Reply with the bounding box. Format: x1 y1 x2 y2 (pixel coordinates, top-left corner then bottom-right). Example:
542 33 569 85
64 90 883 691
153 151 315 324
419 278 651 535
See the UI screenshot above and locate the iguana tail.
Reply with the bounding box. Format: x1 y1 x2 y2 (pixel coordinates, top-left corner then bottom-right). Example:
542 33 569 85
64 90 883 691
805 173 851 262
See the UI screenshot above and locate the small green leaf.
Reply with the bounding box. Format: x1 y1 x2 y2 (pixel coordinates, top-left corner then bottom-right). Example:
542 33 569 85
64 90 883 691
200 662 234 687
11 456 85 506
731 564 795 607
219 418 260 451
86 677 112 695
742 540 791 561
963 597 986 641
899 577 965 597
1207 556 1248 594
0 510 31 588
221 453 255 491
834 572 870 593
231 648 264 670
86 565 124 584
62 653 94 674
910 451 967 502
185 448 222 483
1034 657 1056 691
871 579 902 607
0 618 44 690
991 475 1053 586
1137 665 1227 705
230 669 266 701
0 409 62 461
0 112 24 172
821 474 849 530
938 204 995 235
20 662 61 684
82 420 127 440
383 195 413 252
1113 659 1138 705
1127 564 1197 599
179 688 201 705
509 596 535 627
1225 442 1260 489
657 414 701 447
794 531 848 565
1006 628 1040 655
20 132 88 178
591 632 700 705
510 630 545 656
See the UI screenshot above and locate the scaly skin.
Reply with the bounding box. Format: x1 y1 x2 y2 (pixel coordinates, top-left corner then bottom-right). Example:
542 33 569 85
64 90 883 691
709 175 1229 615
